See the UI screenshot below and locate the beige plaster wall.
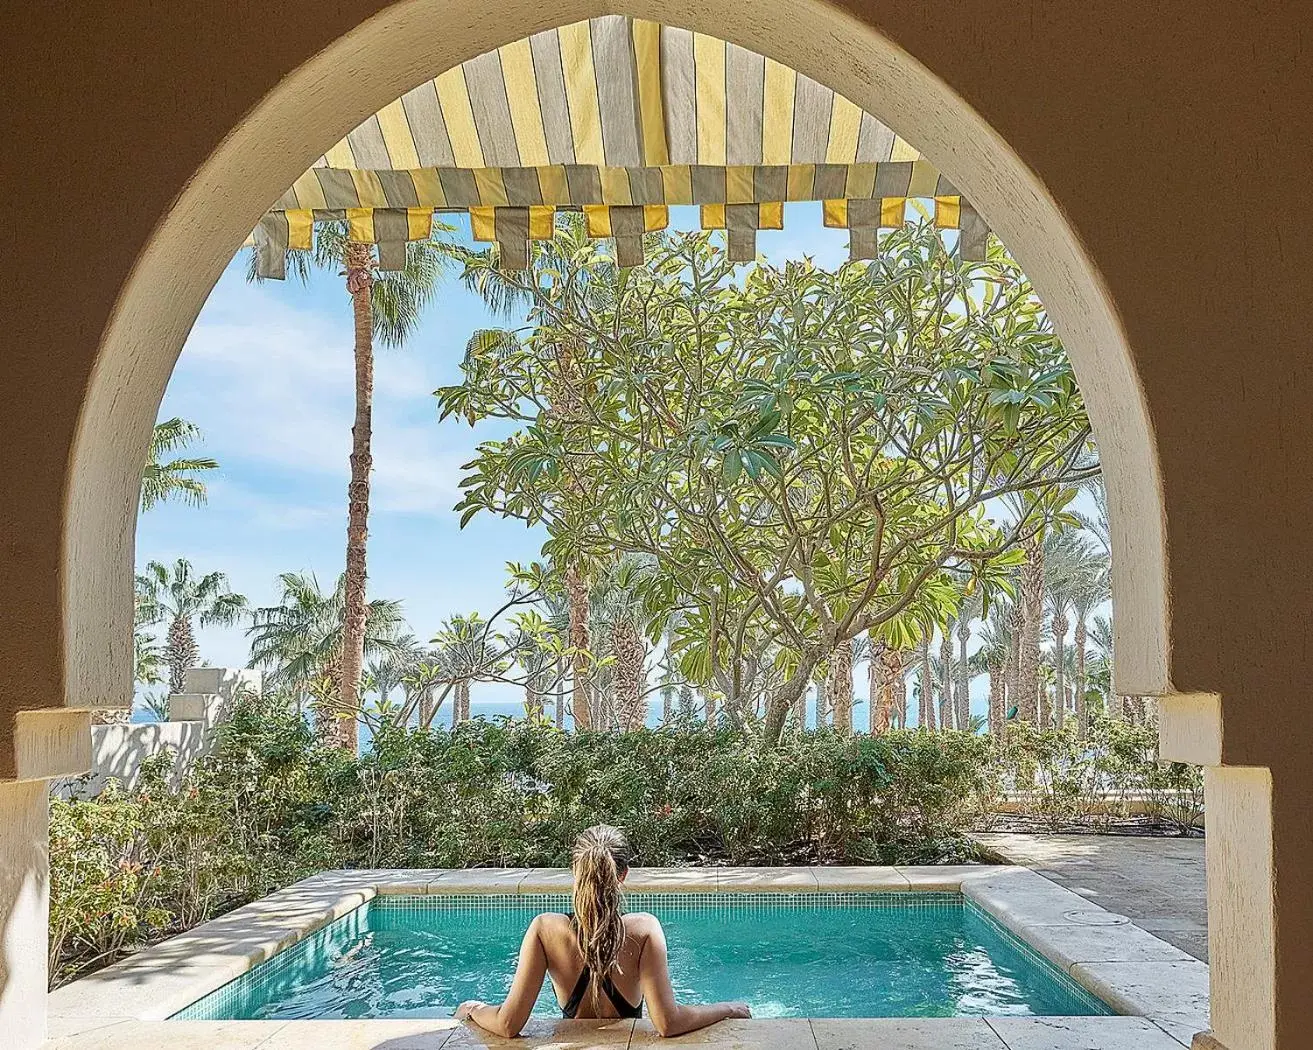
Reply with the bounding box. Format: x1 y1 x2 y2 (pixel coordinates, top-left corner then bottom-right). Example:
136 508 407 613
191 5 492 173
2 2 1313 1047
3 0 1310 771
0 782 49 1050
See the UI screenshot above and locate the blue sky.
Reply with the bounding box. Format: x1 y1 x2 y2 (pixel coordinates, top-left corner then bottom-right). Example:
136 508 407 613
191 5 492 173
138 204 852 708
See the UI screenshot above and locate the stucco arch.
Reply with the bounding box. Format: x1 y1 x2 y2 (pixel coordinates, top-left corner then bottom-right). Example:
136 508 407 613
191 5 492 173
64 0 1169 729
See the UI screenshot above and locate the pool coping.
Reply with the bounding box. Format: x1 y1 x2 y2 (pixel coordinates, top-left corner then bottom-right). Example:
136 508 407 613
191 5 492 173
44 865 1210 1049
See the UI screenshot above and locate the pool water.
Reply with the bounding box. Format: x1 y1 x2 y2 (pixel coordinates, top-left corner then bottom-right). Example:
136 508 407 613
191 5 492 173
174 893 1112 1020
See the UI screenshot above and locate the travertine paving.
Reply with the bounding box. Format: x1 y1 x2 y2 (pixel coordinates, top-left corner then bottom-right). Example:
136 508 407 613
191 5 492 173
43 865 1211 1050
974 833 1207 961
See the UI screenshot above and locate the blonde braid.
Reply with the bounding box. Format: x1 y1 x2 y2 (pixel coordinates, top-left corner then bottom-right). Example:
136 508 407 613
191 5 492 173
571 824 630 1008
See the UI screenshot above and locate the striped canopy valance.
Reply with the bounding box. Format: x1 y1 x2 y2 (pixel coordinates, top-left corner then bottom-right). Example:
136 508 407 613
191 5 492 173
253 17 988 276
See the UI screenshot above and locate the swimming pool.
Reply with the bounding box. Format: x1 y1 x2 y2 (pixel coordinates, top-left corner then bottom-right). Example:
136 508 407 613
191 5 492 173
174 893 1112 1021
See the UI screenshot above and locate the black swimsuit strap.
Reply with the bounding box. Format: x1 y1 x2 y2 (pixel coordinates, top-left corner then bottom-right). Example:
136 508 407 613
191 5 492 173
560 915 643 1019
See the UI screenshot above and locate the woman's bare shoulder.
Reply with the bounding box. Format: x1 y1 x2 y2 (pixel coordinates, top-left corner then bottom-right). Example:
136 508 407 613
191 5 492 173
531 912 575 938
623 912 664 937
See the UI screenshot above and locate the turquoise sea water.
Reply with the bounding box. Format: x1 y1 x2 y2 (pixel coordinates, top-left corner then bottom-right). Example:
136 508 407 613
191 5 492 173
175 893 1111 1021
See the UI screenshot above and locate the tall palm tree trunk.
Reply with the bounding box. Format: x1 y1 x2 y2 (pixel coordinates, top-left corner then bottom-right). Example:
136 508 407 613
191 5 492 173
337 241 376 753
679 683 694 719
987 665 1005 735
813 663 830 727
165 615 198 695
830 639 854 734
956 615 972 731
612 620 646 731
1006 602 1022 715
554 655 566 728
1017 537 1045 725
873 648 902 734
1074 616 1089 737
894 655 909 729
938 620 955 731
917 636 935 731
869 635 887 732
524 685 542 720
453 679 470 724
565 564 592 728
1052 607 1069 729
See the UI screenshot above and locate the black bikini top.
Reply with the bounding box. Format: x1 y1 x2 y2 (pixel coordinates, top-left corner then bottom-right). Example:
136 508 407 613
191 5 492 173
560 916 643 1019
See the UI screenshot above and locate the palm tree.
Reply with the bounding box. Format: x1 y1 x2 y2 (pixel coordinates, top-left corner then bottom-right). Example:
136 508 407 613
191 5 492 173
915 632 934 730
133 628 165 690
135 559 247 694
430 614 508 726
1073 481 1112 555
868 632 889 731
828 638 855 734
1042 531 1095 728
1089 614 1117 719
938 617 956 730
140 417 218 512
590 557 655 730
457 219 617 728
850 634 874 727
141 692 171 722
1070 553 1112 736
973 603 1013 735
249 222 454 736
1017 531 1045 725
955 596 977 732
246 570 406 745
365 633 423 704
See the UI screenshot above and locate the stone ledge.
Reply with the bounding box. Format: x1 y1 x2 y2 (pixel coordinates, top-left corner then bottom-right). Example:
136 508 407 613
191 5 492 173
6 708 92 782
46 864 1209 1046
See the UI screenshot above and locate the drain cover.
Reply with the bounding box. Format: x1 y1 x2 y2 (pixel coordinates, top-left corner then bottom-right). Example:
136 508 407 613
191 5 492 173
1062 909 1130 926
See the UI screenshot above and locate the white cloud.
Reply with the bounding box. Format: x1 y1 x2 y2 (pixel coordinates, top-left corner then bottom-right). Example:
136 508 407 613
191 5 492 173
169 279 466 519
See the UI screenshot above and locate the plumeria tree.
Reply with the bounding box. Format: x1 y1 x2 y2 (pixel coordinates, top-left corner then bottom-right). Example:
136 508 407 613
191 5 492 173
440 223 1097 746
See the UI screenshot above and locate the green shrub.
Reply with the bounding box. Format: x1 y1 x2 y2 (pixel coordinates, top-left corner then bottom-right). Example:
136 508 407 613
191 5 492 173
49 693 1197 987
986 716 1204 833
50 694 991 983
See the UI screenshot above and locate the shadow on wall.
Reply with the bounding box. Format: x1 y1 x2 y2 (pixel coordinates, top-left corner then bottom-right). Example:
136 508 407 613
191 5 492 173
51 667 260 799
0 781 49 1038
53 722 205 799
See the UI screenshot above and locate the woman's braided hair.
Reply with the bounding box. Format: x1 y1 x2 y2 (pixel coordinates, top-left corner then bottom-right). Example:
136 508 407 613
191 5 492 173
571 824 630 1007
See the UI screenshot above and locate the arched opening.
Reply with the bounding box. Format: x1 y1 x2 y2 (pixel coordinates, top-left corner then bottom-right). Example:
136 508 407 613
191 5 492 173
17 2 1266 1048
63 1 1169 728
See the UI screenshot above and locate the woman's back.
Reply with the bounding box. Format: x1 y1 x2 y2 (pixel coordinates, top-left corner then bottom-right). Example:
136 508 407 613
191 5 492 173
536 911 657 1018
456 825 749 1038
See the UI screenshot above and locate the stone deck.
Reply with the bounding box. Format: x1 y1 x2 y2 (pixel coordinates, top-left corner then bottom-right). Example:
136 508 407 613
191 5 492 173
44 866 1211 1050
974 833 1208 961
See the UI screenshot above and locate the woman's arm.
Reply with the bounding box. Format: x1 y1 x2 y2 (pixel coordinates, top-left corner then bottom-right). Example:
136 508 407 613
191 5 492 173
455 915 549 1038
637 917 751 1037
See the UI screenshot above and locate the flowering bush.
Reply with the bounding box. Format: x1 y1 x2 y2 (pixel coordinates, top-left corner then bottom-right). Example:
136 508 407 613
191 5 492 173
986 716 1204 833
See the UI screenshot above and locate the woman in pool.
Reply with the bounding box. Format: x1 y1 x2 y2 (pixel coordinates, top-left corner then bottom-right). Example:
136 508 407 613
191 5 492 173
455 824 751 1038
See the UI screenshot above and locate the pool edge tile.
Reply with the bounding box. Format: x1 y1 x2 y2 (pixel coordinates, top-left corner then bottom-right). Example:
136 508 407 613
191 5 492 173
714 867 821 892
985 1015 1188 1049
814 866 911 892
811 1017 1003 1049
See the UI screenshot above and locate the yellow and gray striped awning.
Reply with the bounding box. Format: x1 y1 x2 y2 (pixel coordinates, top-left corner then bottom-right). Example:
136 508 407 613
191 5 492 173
253 16 987 276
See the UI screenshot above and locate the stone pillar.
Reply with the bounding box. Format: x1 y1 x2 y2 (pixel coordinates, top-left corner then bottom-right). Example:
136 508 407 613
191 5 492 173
1196 767 1274 1050
1161 695 1312 1050
0 780 49 1050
